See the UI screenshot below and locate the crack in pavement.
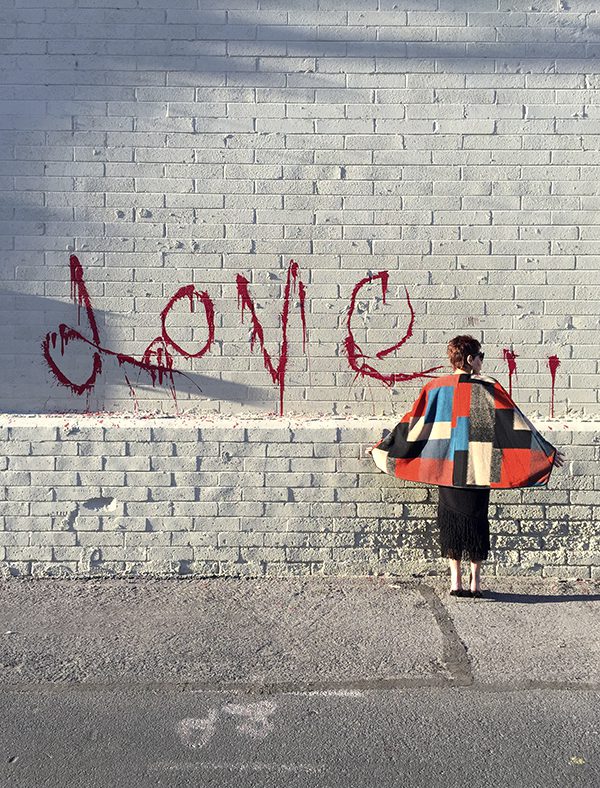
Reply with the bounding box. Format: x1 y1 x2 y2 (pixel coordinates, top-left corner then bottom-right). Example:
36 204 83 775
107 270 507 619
0 679 599 695
418 583 474 687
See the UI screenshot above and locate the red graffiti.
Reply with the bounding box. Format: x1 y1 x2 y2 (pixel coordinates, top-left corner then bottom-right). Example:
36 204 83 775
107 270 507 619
547 354 561 417
343 270 444 386
502 347 519 398
236 259 307 416
42 254 214 412
41 253 103 396
45 256 561 417
502 347 561 417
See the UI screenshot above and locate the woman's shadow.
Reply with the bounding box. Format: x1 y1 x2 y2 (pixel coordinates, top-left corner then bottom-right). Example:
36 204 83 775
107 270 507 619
477 590 600 605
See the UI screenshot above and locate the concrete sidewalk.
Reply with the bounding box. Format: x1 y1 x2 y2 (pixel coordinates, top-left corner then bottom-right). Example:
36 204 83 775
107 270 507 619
1 575 599 788
0 575 598 691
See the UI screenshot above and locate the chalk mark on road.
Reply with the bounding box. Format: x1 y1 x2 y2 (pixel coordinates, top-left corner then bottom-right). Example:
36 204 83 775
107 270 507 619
179 700 277 748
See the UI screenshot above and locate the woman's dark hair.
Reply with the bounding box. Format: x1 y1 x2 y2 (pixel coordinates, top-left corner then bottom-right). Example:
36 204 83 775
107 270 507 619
447 335 482 370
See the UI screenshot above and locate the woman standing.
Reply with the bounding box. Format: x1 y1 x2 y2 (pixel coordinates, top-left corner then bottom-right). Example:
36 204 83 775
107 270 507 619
369 335 565 599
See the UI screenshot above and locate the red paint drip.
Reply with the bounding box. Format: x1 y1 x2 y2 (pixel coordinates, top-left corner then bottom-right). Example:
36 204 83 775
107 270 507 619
41 255 102 395
41 255 213 408
298 280 307 354
502 347 519 398
343 270 443 387
547 354 561 417
235 258 307 416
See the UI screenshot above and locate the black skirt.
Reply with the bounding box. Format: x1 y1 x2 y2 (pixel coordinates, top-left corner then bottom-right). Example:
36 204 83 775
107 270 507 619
437 485 491 562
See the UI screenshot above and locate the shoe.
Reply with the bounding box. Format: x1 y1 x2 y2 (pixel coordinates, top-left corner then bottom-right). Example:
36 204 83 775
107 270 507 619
449 588 469 597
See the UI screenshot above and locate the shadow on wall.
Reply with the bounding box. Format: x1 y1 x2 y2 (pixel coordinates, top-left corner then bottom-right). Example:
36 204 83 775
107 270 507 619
0 288 259 414
1 1 596 412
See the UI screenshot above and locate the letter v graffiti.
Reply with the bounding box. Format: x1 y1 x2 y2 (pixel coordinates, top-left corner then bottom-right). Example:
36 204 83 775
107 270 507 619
236 259 307 416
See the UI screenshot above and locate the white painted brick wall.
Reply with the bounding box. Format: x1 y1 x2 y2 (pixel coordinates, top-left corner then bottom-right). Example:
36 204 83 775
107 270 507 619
2 2 600 578
0 1 599 417
0 415 598 580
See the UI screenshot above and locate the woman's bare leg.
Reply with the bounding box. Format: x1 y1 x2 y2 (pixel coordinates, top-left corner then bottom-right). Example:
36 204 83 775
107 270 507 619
449 558 462 590
470 560 482 592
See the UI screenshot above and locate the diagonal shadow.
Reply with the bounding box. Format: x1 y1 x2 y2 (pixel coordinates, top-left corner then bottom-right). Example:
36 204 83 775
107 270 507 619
0 289 264 414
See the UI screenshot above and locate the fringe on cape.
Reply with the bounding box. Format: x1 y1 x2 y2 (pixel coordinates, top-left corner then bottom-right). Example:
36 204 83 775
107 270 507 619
437 504 490 562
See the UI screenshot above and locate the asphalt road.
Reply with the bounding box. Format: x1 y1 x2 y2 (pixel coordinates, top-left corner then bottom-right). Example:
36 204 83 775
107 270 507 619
0 576 598 787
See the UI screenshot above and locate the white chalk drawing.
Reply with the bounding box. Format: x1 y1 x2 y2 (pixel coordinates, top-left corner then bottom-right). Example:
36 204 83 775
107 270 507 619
178 708 219 749
179 700 277 749
221 700 277 739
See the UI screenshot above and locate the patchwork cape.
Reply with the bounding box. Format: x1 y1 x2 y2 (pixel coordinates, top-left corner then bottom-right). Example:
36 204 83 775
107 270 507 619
369 372 557 489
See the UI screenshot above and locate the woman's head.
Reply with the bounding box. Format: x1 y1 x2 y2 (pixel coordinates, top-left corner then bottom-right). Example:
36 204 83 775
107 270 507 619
447 335 484 374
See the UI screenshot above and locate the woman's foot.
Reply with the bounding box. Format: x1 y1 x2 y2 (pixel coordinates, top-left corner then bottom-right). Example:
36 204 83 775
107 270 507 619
469 570 482 596
448 559 468 596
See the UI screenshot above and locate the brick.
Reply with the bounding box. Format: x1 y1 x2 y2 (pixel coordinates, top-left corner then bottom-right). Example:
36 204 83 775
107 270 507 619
8 426 58 441
9 456 53 471
0 533 30 546
6 547 53 561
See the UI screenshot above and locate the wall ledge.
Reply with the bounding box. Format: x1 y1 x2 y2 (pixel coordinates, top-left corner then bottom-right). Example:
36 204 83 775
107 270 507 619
1 413 599 432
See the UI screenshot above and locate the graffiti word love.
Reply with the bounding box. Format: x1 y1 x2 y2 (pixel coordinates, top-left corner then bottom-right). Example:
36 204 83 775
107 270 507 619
42 255 442 415
42 255 561 416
